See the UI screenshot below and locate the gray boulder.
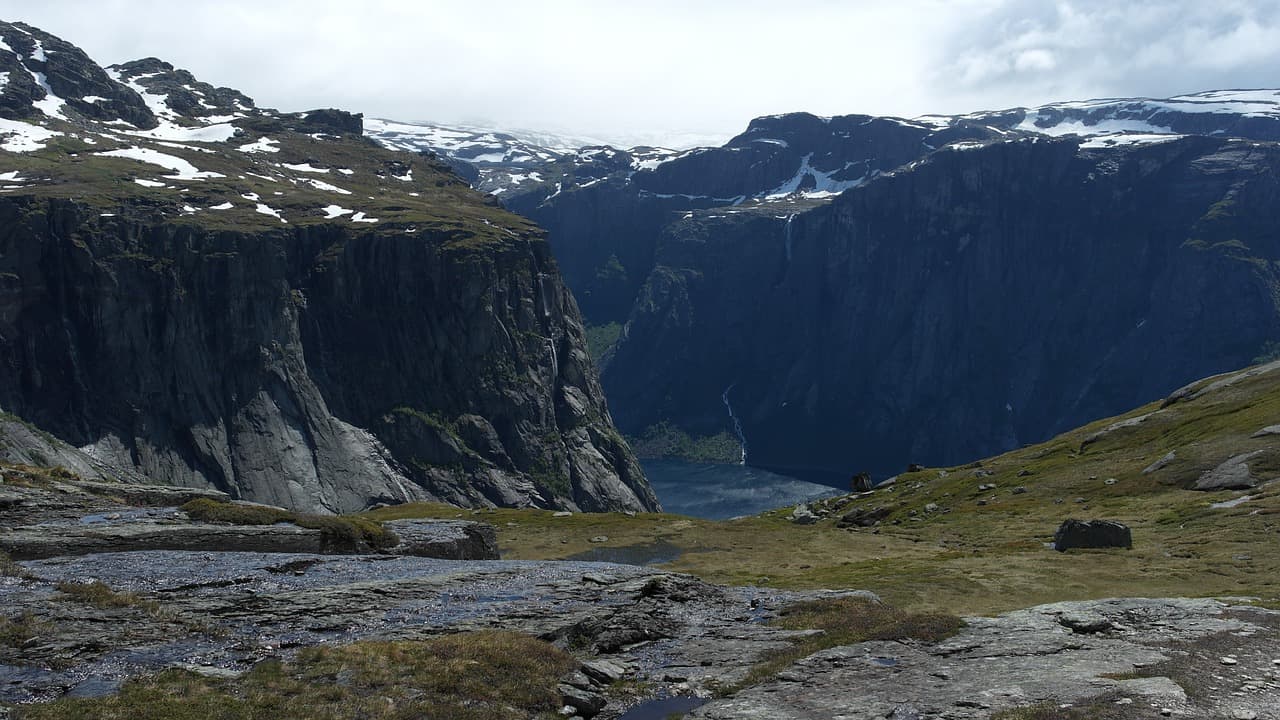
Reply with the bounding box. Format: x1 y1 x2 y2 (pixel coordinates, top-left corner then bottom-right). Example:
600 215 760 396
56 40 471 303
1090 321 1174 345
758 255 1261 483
1195 451 1265 491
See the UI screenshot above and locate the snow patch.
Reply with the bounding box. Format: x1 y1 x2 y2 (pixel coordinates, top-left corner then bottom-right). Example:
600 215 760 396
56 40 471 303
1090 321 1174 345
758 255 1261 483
133 178 167 188
281 162 329 173
124 123 237 143
320 204 353 218
1017 111 1174 137
98 146 225 180
0 117 62 152
238 137 280 154
350 211 378 223
209 202 233 210
255 203 286 223
1079 133 1186 149
303 177 352 195
765 153 867 199
29 71 68 120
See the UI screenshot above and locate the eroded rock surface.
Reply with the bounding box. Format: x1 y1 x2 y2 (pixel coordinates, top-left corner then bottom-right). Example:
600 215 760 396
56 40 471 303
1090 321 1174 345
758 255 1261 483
693 598 1280 720
0 550 834 711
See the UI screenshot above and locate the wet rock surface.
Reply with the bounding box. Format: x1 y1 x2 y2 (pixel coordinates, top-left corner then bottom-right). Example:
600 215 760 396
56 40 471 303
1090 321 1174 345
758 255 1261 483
0 549 830 711
692 598 1280 720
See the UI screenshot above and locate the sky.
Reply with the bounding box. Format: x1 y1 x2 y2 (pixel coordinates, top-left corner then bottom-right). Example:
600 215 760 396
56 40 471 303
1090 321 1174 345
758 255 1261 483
6 0 1280 147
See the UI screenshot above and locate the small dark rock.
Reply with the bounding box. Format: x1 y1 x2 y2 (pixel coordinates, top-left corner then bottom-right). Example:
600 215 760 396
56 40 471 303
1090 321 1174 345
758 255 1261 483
851 472 874 492
906 463 925 473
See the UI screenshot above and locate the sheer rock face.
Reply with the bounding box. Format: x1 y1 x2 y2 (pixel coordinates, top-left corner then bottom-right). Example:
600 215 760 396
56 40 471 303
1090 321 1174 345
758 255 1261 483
602 136 1280 479
0 198 655 513
0 19 655 514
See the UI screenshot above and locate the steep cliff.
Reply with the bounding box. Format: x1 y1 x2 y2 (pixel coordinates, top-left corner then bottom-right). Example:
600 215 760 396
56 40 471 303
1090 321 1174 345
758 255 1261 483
0 21 656 513
605 135 1280 479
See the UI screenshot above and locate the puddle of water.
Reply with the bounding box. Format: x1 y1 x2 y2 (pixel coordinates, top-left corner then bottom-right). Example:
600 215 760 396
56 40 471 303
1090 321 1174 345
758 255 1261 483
617 695 707 720
565 539 682 566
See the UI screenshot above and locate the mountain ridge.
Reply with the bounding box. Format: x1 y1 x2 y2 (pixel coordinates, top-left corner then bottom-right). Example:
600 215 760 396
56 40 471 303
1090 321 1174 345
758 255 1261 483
0 20 657 513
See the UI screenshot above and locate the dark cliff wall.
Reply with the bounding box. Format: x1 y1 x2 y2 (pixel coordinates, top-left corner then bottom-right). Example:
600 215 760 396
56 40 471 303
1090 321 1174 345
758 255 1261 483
604 137 1280 479
0 198 656 513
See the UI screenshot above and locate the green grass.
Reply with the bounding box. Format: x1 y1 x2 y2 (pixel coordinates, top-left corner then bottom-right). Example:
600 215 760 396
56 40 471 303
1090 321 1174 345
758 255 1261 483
0 463 81 490
55 581 159 612
12 631 575 720
584 322 622 363
180 498 399 552
366 360 1280 616
0 612 51 649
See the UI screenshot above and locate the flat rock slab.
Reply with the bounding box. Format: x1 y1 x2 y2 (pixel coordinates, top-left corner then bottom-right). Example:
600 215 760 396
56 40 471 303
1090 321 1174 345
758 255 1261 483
68 482 230 506
691 597 1280 720
1 522 326 559
1195 451 1266 491
1 518 501 561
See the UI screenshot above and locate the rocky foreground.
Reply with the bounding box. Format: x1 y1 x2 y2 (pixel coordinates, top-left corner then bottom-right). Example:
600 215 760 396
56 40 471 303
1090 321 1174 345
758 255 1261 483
2 477 1279 719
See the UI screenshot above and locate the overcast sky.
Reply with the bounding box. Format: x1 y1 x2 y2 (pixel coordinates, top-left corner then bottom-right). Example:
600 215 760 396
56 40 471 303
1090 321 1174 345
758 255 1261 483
6 0 1280 147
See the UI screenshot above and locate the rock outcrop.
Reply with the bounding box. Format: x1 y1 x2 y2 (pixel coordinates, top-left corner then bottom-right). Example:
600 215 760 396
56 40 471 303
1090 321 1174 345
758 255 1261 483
692 598 1280 720
0 20 657 514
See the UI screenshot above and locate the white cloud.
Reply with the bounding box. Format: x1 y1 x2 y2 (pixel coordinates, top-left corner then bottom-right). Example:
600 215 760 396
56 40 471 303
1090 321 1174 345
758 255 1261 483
4 0 1280 146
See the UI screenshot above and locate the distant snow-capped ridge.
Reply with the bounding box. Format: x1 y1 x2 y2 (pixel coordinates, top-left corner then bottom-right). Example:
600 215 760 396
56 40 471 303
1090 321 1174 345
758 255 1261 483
373 87 1280 207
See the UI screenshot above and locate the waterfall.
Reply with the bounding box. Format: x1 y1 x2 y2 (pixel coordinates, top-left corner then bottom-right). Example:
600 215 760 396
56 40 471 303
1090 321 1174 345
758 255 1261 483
546 336 558 381
722 384 747 464
784 214 795 262
536 271 552 319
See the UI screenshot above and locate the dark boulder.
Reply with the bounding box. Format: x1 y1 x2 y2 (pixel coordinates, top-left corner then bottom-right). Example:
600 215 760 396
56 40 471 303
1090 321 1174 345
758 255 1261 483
836 506 890 528
851 472 874 492
1053 519 1132 552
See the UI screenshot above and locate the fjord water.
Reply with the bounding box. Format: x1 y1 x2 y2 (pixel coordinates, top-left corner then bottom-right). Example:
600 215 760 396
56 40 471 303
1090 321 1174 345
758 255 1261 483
641 459 840 519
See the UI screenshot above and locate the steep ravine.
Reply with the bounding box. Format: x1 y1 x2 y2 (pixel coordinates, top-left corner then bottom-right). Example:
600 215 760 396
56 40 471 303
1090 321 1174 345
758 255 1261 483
0 197 656 513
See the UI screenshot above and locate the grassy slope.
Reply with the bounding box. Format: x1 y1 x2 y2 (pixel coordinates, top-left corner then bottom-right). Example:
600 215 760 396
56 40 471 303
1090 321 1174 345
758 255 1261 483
369 361 1280 616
